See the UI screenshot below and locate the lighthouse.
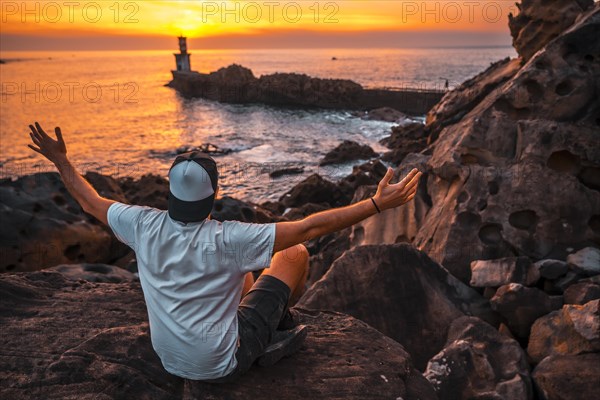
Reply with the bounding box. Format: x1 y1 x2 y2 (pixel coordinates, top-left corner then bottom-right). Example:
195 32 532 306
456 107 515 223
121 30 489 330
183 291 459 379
174 36 191 72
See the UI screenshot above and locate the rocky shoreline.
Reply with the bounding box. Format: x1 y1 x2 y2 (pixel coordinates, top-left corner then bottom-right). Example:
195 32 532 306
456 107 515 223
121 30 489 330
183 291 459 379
166 66 444 115
1 0 599 398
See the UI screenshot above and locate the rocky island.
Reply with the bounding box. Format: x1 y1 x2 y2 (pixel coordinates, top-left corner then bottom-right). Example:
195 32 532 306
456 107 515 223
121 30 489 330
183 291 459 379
1 0 599 398
167 66 444 115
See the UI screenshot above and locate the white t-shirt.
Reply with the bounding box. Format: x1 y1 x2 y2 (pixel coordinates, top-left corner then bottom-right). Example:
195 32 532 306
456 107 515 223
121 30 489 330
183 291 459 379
107 202 276 380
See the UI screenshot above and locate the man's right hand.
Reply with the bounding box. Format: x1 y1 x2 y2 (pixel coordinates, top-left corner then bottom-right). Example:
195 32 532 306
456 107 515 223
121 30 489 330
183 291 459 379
27 122 68 165
373 168 422 211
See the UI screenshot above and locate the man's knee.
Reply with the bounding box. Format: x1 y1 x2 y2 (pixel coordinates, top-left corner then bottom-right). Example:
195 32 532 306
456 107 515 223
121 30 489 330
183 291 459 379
281 244 308 266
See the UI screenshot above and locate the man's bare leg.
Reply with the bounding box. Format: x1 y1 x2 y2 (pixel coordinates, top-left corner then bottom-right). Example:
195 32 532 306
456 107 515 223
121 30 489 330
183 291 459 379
241 272 255 300
241 244 309 304
259 244 309 306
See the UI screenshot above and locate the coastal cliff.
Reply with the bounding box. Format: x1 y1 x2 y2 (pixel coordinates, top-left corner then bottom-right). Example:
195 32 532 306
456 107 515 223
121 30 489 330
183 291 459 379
1 0 599 399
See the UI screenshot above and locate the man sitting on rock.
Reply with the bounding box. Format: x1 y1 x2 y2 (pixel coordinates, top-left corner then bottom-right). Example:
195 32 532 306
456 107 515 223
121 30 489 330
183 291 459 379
26 122 422 382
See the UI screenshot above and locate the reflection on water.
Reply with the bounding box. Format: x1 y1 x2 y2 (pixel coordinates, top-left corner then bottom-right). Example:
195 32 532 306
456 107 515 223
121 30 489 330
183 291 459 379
0 48 515 202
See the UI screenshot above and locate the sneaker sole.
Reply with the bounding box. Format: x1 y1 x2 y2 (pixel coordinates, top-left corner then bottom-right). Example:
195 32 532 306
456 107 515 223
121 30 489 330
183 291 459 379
257 326 308 367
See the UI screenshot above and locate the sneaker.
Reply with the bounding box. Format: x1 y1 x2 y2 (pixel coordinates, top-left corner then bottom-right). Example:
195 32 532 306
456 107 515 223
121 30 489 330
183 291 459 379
277 309 299 330
257 325 308 367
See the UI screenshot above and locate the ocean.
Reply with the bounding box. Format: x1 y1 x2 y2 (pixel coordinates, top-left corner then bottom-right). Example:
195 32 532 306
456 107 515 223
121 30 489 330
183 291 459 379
0 47 516 202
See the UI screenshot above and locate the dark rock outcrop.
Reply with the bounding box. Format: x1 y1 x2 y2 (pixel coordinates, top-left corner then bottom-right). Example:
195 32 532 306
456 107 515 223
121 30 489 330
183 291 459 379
269 166 304 179
527 299 600 363
118 173 170 210
508 0 594 61
563 281 600 304
0 172 282 273
490 284 563 339
278 174 351 209
319 140 377 166
339 159 388 192
299 244 496 369
380 122 428 165
0 173 128 273
168 65 444 114
364 107 407 122
424 316 532 399
0 271 436 400
212 196 282 223
46 263 137 283
532 353 600 400
534 259 569 280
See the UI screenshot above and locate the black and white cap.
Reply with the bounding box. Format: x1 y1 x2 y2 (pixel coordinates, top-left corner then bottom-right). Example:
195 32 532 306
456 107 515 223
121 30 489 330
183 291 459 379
168 151 219 223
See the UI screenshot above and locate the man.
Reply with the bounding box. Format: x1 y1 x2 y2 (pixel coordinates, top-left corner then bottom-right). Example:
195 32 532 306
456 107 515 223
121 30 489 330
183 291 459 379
27 122 422 382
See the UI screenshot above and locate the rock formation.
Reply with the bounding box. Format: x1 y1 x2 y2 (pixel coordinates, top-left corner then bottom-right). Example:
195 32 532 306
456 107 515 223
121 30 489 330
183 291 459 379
490 283 563 339
2 1 599 398
299 244 497 369
508 0 594 61
0 271 436 399
527 299 600 363
0 173 128 273
380 122 429 165
531 353 600 400
319 140 377 166
410 3 600 283
424 316 532 399
167 65 444 114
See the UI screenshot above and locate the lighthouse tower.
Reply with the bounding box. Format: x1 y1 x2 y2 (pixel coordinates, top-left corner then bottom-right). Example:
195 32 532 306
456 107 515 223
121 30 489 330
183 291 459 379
174 36 191 72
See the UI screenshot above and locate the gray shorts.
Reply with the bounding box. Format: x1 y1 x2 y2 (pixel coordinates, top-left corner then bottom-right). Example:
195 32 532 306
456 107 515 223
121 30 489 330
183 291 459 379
205 274 291 383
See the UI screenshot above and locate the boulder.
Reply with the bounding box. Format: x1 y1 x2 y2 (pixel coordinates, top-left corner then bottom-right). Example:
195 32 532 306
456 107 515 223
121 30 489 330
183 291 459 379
117 173 170 210
211 196 281 223
412 3 600 283
339 159 388 192
282 203 328 221
306 228 352 287
533 259 569 279
490 284 563 339
319 140 377 166
532 353 600 400
470 256 539 287
551 269 588 292
563 281 600 304
365 107 407 122
269 166 304 179
0 271 436 399
527 299 600 363
279 174 351 209
424 316 532 400
46 263 137 283
566 246 600 275
299 244 496 369
508 0 594 61
0 173 128 273
84 172 129 203
380 123 428 165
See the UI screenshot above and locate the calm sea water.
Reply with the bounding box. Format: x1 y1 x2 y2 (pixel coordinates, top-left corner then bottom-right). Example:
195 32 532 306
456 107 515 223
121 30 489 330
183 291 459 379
0 47 515 202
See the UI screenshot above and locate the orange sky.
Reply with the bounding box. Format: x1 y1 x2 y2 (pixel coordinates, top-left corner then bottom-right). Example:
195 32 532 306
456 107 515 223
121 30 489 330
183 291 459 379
1 1 518 49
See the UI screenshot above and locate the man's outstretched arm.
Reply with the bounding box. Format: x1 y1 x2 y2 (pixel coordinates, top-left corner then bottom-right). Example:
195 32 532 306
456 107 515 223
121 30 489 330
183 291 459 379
27 122 114 225
273 167 422 253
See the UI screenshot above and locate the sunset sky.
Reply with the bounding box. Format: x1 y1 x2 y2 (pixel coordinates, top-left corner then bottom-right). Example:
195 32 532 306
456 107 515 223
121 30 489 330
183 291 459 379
1 1 518 50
